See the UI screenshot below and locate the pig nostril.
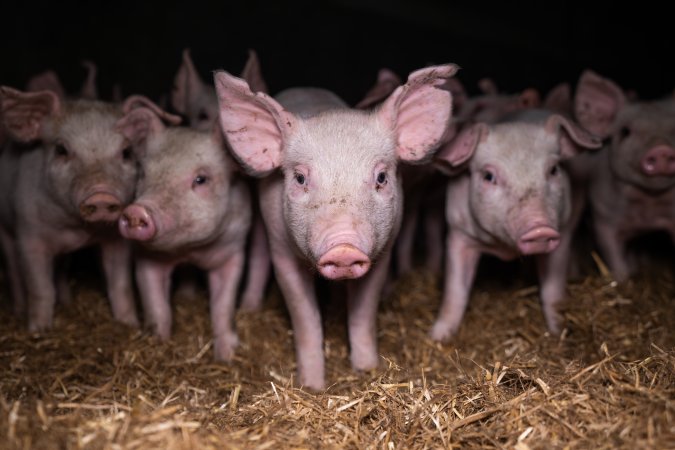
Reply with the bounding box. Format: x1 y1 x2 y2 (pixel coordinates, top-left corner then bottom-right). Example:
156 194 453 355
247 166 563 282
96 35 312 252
108 205 120 213
81 205 97 216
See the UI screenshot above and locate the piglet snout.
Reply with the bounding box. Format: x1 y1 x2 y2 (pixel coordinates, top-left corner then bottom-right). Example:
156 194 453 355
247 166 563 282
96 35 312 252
518 226 560 255
79 192 122 223
318 244 371 280
641 145 675 176
119 204 156 241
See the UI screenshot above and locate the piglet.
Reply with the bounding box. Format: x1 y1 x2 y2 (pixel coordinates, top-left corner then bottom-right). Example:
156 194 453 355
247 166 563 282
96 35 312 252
171 49 271 312
574 70 675 281
214 64 457 390
0 87 169 330
432 111 602 339
117 106 251 362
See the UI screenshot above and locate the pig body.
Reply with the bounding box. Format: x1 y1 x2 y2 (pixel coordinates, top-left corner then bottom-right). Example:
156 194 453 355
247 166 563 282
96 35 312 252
117 111 251 362
215 65 457 389
432 110 601 339
0 88 146 330
574 71 675 281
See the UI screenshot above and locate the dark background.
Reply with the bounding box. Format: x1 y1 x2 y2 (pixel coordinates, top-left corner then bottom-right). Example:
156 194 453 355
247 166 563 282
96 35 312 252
1 1 673 105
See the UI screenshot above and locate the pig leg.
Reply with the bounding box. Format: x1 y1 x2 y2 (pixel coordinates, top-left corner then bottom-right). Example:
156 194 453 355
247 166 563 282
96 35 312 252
536 229 573 335
593 220 630 282
346 247 391 371
100 240 139 327
17 237 56 331
423 205 444 273
238 214 271 312
396 193 420 275
135 257 173 339
272 251 324 390
208 251 245 361
429 230 481 342
54 254 72 306
0 229 25 316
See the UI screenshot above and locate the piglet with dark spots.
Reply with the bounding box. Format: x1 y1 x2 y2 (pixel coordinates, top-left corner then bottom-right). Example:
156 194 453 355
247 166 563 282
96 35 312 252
215 64 458 390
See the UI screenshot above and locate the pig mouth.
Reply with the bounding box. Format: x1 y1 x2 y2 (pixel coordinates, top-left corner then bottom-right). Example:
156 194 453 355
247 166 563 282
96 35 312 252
317 244 372 280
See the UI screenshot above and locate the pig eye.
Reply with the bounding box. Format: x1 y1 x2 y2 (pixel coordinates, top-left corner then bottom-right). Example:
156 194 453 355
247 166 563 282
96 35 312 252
619 126 631 139
549 164 559 176
376 171 387 186
121 146 133 161
482 170 496 184
294 172 306 186
54 144 69 157
197 110 210 122
192 174 208 188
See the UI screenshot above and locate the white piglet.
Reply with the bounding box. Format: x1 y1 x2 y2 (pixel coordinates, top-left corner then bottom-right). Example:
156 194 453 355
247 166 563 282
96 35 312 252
214 64 457 390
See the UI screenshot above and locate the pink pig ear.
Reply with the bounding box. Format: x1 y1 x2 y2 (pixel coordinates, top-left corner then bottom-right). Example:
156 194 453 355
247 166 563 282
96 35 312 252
433 122 487 175
0 86 62 142
378 64 458 163
214 70 296 177
171 49 208 115
355 68 402 109
518 88 541 109
122 95 182 125
115 107 166 145
574 70 625 138
545 114 603 159
240 49 269 94
544 82 572 115
79 60 98 100
445 77 467 116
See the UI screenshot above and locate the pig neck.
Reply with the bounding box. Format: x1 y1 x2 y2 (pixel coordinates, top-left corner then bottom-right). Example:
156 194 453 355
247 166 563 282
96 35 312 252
447 174 521 261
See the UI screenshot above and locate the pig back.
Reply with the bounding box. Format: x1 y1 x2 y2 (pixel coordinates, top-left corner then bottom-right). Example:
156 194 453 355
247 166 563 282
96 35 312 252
275 87 348 118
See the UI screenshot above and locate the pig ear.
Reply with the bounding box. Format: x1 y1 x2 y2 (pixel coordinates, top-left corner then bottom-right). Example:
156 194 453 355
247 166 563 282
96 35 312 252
355 68 402 109
171 49 207 115
445 77 467 115
574 70 625 138
0 86 62 142
433 122 487 175
240 49 269 94
378 64 459 163
79 60 98 100
546 114 603 159
544 82 572 114
115 107 166 145
478 78 498 95
25 70 66 99
518 88 541 109
122 95 182 125
214 70 296 177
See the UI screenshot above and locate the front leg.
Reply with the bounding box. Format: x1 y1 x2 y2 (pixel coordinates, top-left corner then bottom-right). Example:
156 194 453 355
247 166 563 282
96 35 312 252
593 219 630 282
208 251 246 361
0 228 26 317
272 250 324 391
100 240 139 327
346 247 392 372
238 214 271 312
17 236 56 332
429 229 481 342
135 256 173 339
536 229 573 335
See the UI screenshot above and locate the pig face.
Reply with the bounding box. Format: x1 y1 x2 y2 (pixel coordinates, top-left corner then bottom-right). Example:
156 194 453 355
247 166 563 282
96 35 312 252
281 110 401 278
215 64 457 280
468 122 571 253
117 108 236 253
575 70 675 192
0 88 137 224
606 103 675 192
436 114 601 255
